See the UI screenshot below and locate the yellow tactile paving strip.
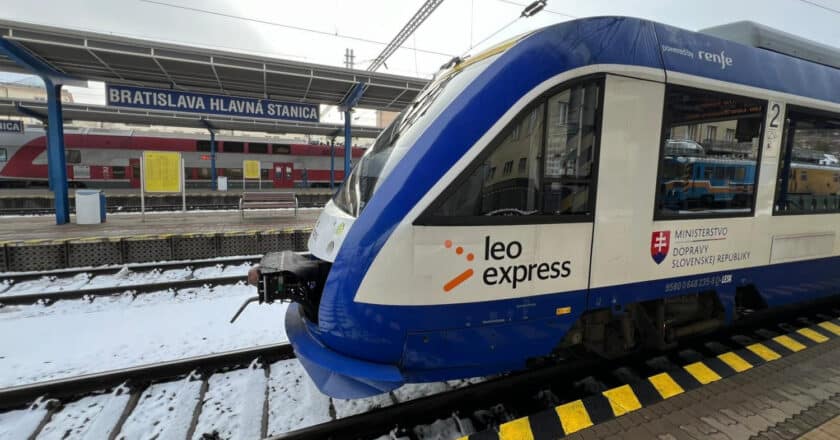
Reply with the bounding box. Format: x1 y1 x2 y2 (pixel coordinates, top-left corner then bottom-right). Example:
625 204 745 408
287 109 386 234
459 318 840 440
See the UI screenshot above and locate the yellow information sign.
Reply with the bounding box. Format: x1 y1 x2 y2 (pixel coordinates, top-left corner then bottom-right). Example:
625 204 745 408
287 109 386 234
143 151 182 193
243 160 261 179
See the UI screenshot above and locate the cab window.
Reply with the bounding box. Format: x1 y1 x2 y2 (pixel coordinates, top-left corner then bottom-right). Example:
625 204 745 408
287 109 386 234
655 86 763 219
418 77 603 225
775 107 840 214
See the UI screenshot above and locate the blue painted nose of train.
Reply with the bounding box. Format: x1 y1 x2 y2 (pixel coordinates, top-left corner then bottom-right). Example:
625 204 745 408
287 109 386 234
284 16 670 398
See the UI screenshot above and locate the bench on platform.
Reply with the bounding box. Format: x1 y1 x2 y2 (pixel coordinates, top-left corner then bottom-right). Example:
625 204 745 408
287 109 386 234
239 192 298 218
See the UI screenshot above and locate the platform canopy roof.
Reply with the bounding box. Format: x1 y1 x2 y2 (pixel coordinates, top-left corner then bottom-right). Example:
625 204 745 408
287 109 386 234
0 18 429 111
0 98 384 138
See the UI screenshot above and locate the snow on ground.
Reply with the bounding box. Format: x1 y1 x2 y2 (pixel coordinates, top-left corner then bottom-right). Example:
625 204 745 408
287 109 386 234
192 262 251 279
1 273 91 296
192 361 266 440
118 376 202 440
392 382 453 403
0 282 288 388
332 392 396 419
413 417 475 440
82 267 192 290
0 399 49 439
267 359 332 435
0 257 254 297
38 388 130 440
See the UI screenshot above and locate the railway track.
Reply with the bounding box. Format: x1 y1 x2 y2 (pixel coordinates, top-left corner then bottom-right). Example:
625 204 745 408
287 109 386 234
5 297 840 439
0 343 295 439
0 256 258 306
272 297 840 440
0 255 259 285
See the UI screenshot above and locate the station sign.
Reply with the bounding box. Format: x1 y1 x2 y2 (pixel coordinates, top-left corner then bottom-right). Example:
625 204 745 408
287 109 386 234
0 120 24 133
106 84 319 123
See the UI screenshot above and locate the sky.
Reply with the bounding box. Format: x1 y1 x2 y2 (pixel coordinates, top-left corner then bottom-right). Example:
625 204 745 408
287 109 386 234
3 0 840 115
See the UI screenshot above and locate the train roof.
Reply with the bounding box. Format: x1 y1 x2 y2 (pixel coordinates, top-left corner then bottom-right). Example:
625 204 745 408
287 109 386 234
520 16 840 106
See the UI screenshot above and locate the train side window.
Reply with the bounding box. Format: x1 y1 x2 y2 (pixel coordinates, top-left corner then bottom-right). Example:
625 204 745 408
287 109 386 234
420 78 603 224
66 149 81 164
655 86 764 219
227 168 243 179
196 140 212 152
224 142 244 153
249 143 268 154
0 148 6 162
774 107 840 214
111 166 126 178
272 144 291 154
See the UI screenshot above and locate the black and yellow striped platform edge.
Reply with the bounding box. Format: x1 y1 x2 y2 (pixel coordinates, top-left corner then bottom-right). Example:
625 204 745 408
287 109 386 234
461 319 840 440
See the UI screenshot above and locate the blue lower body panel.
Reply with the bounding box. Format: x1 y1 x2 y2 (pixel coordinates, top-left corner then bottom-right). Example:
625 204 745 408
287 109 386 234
285 303 404 398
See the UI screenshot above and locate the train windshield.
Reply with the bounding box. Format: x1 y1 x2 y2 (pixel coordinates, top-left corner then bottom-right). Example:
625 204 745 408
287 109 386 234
332 45 510 216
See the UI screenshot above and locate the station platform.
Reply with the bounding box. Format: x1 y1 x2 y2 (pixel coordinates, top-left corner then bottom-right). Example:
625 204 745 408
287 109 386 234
0 209 319 272
572 336 840 440
467 320 840 440
0 187 333 214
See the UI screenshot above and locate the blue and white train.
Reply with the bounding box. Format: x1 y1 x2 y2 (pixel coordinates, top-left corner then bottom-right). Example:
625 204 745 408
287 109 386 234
249 16 840 398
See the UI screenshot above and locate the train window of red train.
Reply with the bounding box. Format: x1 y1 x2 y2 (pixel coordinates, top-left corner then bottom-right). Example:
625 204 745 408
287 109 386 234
112 166 126 179
774 107 840 215
224 142 244 153
655 86 764 220
65 150 81 164
228 168 243 179
0 148 6 162
196 141 212 152
249 143 268 154
272 144 291 154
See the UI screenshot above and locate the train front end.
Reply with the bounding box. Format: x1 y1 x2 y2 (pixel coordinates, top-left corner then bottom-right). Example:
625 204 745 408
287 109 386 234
250 17 667 399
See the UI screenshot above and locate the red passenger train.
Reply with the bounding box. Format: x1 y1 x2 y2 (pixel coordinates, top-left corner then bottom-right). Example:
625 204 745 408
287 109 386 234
0 127 365 188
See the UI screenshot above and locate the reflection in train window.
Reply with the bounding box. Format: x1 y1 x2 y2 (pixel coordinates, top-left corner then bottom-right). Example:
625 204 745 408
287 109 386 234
249 143 268 154
656 86 763 218
66 149 81 164
111 166 126 179
425 78 602 222
775 108 840 214
0 148 6 162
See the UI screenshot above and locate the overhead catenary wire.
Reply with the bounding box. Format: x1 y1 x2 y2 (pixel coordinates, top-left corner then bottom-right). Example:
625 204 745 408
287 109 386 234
139 0 456 59
794 0 840 15
470 0 553 50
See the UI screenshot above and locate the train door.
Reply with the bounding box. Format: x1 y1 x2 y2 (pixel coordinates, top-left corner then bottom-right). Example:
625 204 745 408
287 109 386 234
272 162 294 188
129 158 140 188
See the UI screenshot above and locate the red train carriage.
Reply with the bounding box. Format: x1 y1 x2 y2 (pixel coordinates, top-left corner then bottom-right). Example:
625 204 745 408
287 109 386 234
0 127 365 188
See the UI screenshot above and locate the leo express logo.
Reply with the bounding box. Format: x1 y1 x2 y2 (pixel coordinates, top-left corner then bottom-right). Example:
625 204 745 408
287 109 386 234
443 237 571 292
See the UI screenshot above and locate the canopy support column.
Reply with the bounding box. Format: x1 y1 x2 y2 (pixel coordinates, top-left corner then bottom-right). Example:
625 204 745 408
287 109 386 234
200 119 218 190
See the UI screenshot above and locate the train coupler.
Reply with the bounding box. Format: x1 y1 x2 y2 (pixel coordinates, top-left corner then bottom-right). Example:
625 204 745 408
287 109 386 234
231 251 330 323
